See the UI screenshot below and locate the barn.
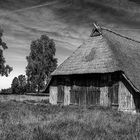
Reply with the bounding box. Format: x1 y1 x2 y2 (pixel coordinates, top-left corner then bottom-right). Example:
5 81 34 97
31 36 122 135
45 24 140 113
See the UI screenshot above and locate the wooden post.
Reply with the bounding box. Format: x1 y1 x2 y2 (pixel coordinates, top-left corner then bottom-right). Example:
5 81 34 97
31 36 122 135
49 86 58 105
64 86 71 105
100 86 109 107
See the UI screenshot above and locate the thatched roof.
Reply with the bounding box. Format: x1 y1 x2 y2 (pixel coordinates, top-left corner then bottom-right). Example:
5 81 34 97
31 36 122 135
51 28 140 91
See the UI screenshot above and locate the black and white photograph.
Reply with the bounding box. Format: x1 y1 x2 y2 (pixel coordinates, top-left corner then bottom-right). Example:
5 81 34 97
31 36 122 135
0 0 140 139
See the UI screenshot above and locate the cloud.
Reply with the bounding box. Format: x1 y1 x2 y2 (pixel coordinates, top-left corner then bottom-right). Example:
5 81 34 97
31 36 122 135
0 0 140 89
53 0 140 28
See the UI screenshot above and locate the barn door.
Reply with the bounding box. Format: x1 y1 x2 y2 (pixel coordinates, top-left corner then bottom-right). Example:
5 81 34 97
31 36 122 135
70 87 85 106
86 87 100 106
70 86 100 106
57 85 64 104
118 82 135 112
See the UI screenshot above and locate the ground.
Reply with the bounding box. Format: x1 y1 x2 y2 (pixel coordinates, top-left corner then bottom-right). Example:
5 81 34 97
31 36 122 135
0 95 140 140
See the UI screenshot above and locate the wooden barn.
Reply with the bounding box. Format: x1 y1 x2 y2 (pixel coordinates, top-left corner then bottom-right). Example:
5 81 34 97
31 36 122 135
45 24 140 113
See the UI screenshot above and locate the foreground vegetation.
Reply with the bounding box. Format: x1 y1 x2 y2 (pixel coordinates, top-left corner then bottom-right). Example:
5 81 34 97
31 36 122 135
0 100 140 140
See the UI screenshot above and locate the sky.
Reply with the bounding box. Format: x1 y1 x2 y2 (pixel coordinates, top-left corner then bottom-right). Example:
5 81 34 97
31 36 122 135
0 0 140 89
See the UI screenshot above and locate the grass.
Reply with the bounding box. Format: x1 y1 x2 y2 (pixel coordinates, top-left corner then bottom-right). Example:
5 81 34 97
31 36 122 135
0 100 140 140
0 95 49 102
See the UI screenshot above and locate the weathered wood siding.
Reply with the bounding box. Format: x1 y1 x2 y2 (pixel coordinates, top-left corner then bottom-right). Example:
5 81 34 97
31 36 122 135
70 86 100 106
108 83 119 109
86 87 100 106
49 86 58 105
118 81 136 112
70 86 86 105
64 86 71 105
49 72 132 111
100 87 109 106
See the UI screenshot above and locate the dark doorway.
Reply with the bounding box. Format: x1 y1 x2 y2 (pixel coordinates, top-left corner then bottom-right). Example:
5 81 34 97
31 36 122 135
108 83 119 109
57 85 64 103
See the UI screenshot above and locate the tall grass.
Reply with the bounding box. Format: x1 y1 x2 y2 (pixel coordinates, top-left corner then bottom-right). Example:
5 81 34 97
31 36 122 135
0 101 140 140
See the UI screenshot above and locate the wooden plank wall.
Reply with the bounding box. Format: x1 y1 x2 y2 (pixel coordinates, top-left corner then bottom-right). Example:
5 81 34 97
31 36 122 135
70 86 100 106
118 81 136 112
49 72 126 109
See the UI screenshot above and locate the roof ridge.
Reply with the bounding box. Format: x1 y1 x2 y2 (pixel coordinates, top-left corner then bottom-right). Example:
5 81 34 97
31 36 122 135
102 27 140 44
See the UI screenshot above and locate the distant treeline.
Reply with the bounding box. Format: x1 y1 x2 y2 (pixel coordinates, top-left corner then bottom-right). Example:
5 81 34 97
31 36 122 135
0 88 49 96
0 88 12 95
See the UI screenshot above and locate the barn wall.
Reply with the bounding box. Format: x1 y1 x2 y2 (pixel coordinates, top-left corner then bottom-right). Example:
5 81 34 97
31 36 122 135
49 86 58 105
49 72 122 108
118 81 136 112
64 86 71 105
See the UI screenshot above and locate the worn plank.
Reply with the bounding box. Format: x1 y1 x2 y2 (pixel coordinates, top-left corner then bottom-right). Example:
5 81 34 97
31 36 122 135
49 86 58 105
100 87 109 106
118 82 136 112
64 86 71 105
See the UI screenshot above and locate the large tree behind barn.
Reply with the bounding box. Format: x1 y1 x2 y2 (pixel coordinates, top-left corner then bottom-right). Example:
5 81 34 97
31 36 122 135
26 35 57 93
45 24 140 113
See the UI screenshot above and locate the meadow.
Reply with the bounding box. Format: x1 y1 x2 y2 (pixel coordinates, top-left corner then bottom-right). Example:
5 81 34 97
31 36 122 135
0 97 140 140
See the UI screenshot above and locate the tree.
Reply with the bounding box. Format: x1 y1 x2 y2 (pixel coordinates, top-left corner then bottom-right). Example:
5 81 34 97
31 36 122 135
26 35 57 93
11 77 19 94
0 88 12 94
11 75 27 94
18 74 27 94
0 27 12 76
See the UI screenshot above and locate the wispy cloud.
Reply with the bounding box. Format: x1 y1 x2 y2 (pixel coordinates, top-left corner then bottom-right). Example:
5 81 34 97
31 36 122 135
0 0 140 89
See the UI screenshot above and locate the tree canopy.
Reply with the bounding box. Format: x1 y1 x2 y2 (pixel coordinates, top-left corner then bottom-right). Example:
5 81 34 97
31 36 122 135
11 77 19 94
11 74 27 94
26 35 57 93
0 27 12 76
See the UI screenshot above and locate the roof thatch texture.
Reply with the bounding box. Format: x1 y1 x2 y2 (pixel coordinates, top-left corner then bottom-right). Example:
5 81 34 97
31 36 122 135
52 29 140 91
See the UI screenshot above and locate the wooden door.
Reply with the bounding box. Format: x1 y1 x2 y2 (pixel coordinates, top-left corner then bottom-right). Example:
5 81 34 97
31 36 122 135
70 87 84 105
49 86 58 105
86 87 100 106
70 86 100 106
70 86 86 106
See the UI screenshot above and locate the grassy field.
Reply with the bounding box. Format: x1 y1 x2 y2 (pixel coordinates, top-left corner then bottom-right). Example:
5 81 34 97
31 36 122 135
0 99 140 140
